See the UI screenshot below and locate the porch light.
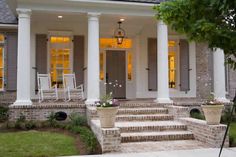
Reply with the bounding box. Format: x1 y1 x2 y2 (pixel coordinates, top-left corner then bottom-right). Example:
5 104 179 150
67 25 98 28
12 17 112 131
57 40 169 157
58 15 63 19
114 21 126 45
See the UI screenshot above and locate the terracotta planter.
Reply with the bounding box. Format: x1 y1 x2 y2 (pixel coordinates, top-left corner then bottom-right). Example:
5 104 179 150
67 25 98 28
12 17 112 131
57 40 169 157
97 106 119 128
201 104 224 125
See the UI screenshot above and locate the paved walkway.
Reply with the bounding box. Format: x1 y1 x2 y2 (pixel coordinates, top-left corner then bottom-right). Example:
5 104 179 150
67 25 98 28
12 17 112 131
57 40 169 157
66 148 236 157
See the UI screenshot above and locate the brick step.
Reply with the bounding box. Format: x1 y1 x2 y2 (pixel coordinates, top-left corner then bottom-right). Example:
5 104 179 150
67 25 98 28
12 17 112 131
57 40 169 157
117 108 168 115
121 131 194 143
119 103 169 108
116 114 174 121
116 121 187 133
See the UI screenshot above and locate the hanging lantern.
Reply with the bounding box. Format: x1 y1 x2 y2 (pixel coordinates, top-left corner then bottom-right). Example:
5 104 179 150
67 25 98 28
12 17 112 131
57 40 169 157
114 21 126 45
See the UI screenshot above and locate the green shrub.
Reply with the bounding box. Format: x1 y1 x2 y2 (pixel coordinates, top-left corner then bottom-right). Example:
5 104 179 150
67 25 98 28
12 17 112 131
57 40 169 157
69 113 87 127
25 121 36 130
0 107 9 122
79 127 97 153
47 112 58 127
14 113 26 129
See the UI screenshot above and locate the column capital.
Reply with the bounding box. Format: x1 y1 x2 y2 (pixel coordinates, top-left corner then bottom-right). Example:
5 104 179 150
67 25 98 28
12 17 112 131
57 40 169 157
16 8 32 18
87 12 101 21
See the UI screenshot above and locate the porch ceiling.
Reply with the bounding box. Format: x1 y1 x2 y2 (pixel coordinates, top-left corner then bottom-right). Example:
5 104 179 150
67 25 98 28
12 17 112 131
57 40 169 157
31 11 157 37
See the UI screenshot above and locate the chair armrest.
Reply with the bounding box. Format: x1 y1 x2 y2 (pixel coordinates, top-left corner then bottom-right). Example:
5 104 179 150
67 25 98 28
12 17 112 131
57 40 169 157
76 84 83 89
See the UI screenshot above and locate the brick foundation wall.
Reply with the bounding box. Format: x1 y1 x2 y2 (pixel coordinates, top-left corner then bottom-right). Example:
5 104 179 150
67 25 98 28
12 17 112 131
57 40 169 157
196 43 213 99
0 92 16 107
90 120 121 153
180 118 229 147
8 103 86 121
167 105 190 120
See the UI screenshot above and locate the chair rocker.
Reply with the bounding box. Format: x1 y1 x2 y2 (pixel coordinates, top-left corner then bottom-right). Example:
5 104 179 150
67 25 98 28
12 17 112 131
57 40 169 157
37 73 58 102
63 73 84 101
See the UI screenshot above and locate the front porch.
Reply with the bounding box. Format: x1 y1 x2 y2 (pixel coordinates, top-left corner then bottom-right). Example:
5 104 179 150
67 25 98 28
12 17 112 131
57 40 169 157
9 0 230 107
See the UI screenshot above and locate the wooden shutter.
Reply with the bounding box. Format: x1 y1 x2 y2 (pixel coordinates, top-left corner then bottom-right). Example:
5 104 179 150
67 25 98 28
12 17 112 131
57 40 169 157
6 33 18 91
73 36 84 86
148 38 157 91
35 34 47 90
179 39 190 91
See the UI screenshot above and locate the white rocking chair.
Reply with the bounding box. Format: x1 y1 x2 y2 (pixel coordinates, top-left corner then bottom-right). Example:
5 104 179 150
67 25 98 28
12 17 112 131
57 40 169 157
37 73 58 102
63 73 84 101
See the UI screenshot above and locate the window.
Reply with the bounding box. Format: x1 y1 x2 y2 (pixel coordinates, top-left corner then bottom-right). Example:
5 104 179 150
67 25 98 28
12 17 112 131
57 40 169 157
100 52 104 80
49 36 72 87
168 40 177 88
0 34 4 90
100 38 132 49
127 52 132 80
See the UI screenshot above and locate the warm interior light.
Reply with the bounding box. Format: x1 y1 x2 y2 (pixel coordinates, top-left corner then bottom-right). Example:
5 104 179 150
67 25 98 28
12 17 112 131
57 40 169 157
168 52 176 88
50 36 71 87
100 38 132 49
100 53 104 80
0 46 3 89
120 18 125 22
128 53 132 80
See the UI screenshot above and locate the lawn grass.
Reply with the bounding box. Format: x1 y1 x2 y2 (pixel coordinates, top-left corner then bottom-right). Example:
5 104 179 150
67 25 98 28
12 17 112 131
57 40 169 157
0 130 78 157
230 122 236 146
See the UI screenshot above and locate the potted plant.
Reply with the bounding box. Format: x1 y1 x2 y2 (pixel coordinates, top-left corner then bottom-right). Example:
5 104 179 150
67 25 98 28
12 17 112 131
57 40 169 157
95 93 119 128
201 94 224 125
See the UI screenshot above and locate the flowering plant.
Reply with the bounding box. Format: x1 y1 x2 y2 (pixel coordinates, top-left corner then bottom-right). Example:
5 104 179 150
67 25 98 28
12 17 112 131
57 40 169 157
95 93 119 107
203 94 221 105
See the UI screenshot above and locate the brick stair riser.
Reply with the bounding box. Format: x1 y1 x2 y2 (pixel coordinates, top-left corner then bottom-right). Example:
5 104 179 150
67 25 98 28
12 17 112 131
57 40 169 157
119 103 167 108
117 109 168 115
121 134 194 143
116 115 174 121
119 125 187 133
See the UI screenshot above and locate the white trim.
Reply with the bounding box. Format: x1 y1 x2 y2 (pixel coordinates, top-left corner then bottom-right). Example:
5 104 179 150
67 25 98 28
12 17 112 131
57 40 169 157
0 24 18 29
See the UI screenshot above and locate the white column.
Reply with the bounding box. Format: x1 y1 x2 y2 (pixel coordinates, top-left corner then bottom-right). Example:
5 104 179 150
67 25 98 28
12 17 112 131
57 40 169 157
13 9 32 106
213 49 230 102
154 20 173 103
85 12 100 104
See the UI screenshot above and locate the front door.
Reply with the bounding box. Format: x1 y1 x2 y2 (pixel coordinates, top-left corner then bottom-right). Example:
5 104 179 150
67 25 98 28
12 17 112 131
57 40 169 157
106 50 126 99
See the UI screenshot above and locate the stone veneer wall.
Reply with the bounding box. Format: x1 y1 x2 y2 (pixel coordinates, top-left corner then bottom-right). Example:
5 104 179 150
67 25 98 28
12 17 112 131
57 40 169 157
196 43 213 99
180 118 229 147
8 103 86 121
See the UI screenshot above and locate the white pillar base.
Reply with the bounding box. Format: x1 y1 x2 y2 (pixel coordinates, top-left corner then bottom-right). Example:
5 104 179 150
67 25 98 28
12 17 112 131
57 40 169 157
85 99 100 105
214 97 230 103
154 98 173 104
12 100 32 106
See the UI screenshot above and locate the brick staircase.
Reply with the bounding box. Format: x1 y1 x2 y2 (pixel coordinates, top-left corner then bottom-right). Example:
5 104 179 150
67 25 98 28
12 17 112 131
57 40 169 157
116 103 194 143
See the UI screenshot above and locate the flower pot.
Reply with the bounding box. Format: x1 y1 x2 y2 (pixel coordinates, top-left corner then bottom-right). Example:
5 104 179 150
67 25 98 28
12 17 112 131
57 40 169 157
97 106 119 128
201 104 224 125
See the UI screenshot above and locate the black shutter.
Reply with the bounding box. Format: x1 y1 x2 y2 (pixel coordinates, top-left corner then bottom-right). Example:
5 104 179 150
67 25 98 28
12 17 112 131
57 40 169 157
148 38 157 91
35 34 47 90
179 39 190 91
6 33 17 91
73 36 84 86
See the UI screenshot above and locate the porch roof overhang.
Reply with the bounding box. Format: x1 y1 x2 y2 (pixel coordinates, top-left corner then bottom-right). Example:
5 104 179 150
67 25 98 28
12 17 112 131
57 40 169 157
8 0 158 17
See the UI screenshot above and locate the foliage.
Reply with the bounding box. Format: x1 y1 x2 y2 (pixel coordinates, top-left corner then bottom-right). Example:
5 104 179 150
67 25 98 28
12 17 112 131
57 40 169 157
95 93 119 107
229 122 236 147
190 111 205 120
69 113 87 127
46 112 58 127
0 131 78 157
68 125 98 153
154 0 236 68
0 106 8 122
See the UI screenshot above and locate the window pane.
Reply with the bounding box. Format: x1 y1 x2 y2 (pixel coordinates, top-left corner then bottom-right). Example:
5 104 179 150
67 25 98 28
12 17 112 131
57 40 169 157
127 52 132 81
0 34 4 43
50 36 72 87
100 38 132 49
99 53 104 80
0 46 3 89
